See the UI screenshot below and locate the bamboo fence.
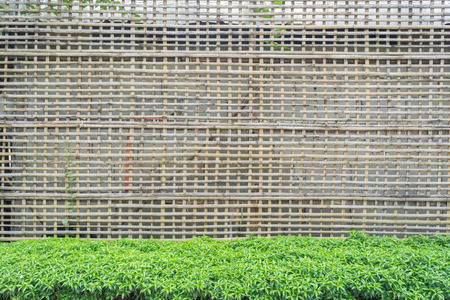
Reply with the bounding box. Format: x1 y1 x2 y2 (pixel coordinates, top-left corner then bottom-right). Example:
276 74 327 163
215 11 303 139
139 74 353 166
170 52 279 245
0 0 449 240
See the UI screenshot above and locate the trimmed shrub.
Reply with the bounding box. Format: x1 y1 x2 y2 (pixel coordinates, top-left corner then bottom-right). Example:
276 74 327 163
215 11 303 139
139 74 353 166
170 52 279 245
0 233 449 300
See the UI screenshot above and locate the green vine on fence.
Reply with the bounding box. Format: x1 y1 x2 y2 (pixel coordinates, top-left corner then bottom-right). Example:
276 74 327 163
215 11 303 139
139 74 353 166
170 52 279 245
61 136 76 227
255 1 290 50
21 0 125 15
17 0 143 29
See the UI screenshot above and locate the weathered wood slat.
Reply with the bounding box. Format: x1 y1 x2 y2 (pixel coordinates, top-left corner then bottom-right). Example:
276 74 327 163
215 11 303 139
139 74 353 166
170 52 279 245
1 0 449 240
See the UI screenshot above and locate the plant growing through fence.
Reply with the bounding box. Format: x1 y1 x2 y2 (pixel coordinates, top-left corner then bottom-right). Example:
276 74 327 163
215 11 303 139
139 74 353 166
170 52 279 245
16 0 143 28
20 0 125 15
61 136 76 227
255 1 291 50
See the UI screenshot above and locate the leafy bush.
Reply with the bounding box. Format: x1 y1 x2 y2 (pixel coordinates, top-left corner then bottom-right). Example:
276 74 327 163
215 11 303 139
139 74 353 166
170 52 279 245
0 233 449 300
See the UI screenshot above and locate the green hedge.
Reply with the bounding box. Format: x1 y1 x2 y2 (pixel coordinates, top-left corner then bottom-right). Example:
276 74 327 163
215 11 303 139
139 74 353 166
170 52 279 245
0 232 449 300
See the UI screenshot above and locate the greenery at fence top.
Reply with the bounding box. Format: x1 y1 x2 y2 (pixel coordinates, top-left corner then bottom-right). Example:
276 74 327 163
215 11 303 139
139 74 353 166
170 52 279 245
2 0 142 26
11 0 126 15
0 232 448 300
4 0 289 45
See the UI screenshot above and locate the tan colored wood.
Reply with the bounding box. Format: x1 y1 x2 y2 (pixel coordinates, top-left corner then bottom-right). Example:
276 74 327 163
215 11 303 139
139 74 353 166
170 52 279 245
1 0 449 240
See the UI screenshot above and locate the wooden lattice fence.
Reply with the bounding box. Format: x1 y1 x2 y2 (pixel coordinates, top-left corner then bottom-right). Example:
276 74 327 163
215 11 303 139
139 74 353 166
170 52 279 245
0 0 449 240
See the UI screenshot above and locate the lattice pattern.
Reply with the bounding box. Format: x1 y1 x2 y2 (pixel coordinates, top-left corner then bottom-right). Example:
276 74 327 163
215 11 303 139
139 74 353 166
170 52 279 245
1 0 449 240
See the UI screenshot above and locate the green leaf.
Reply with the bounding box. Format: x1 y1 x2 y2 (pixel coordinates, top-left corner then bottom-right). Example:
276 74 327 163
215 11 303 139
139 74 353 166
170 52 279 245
274 1 282 5
66 202 71 205
71 194 77 198
62 219 69 226
0 234 447 299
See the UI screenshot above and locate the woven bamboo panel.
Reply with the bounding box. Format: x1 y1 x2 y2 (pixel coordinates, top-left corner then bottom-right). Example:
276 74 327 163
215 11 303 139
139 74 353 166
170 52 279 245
1 0 449 240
